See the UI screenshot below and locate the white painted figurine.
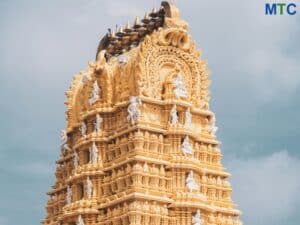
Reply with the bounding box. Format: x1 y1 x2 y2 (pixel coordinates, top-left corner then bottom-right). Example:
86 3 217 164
76 215 85 225
127 96 142 125
173 73 187 98
210 115 218 135
94 114 103 133
192 210 202 225
73 151 79 169
186 171 199 192
90 142 98 164
170 105 178 125
89 80 100 105
86 177 93 199
61 129 71 152
184 107 192 128
66 185 72 204
80 122 87 136
181 136 193 154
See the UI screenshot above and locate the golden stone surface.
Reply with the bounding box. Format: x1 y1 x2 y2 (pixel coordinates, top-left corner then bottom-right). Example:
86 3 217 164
43 2 242 225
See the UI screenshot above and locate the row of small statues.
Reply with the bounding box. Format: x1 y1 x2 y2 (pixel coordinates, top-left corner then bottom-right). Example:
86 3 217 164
105 201 169 217
57 211 240 225
104 163 167 179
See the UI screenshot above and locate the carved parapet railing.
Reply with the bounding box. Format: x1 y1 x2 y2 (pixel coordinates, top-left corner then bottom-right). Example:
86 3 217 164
71 163 104 178
62 199 98 215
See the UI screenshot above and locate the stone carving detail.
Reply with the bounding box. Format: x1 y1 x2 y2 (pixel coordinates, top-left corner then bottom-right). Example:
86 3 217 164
94 114 103 133
86 177 93 199
44 3 241 225
186 171 199 192
73 151 79 169
118 54 128 65
210 115 218 135
80 122 87 136
90 142 98 164
170 105 178 125
192 210 202 225
89 80 100 105
173 73 187 98
76 215 84 225
182 136 193 154
184 107 192 128
66 185 72 204
127 96 142 125
61 130 71 152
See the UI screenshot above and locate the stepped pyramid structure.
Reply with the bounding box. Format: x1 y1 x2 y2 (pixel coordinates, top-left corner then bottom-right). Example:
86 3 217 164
43 2 242 225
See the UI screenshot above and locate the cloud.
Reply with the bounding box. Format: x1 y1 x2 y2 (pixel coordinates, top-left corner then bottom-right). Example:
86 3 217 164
226 151 300 225
178 0 300 102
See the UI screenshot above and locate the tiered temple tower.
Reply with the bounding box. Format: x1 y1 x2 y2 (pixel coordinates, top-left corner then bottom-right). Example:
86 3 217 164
43 2 242 225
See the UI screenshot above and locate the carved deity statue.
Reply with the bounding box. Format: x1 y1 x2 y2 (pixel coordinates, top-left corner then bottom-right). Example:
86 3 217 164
76 215 85 225
173 73 187 98
181 136 193 154
210 115 218 135
127 96 142 125
86 177 93 198
89 142 98 164
170 104 178 125
94 113 103 133
80 122 87 136
61 130 71 152
192 210 202 225
184 107 192 128
61 130 68 144
89 80 101 105
73 151 79 169
66 185 72 204
186 170 199 192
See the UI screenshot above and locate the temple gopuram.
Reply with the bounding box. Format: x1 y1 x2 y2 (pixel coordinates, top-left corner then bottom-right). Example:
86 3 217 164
42 2 242 225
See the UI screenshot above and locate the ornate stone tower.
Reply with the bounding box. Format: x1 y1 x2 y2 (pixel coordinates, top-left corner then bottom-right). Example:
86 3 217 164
43 2 242 225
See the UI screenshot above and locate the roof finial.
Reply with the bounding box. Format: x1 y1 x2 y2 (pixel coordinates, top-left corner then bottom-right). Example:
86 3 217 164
125 21 131 32
134 16 141 28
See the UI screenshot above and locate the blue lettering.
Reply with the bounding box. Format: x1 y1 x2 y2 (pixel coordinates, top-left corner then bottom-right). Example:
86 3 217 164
287 3 297 15
265 3 277 15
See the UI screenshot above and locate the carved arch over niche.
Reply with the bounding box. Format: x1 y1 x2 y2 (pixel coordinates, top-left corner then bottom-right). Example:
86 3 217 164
136 43 207 107
66 70 113 130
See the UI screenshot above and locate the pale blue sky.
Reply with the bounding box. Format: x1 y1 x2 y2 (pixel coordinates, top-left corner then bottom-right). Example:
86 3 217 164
0 1 300 225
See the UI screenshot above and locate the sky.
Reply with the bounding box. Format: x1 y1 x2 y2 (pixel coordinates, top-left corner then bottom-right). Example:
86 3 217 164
0 0 300 225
